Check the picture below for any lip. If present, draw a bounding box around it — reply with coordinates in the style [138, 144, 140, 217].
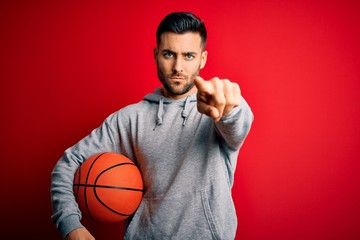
[169, 77, 185, 80]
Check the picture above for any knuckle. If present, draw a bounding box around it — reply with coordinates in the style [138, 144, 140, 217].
[218, 97, 226, 106]
[223, 78, 230, 84]
[210, 77, 220, 84]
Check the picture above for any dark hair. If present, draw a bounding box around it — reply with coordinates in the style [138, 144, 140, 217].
[156, 12, 207, 49]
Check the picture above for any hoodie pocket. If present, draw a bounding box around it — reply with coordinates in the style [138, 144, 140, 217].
[200, 190, 221, 240]
[124, 190, 222, 240]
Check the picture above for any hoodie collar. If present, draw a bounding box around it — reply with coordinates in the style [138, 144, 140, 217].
[144, 88, 197, 129]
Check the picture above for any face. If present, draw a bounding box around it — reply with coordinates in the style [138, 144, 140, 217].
[154, 32, 207, 99]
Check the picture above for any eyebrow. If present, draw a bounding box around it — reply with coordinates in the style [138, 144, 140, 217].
[162, 49, 198, 56]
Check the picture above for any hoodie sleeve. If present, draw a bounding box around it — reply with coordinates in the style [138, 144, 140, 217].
[213, 96, 253, 186]
[215, 95, 254, 151]
[50, 112, 121, 239]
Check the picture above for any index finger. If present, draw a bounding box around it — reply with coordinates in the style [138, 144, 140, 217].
[194, 76, 212, 95]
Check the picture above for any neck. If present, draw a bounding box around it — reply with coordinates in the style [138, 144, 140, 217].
[160, 86, 197, 100]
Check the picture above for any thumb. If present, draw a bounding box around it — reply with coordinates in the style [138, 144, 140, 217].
[197, 101, 221, 121]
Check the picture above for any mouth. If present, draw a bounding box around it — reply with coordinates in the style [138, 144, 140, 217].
[169, 74, 186, 80]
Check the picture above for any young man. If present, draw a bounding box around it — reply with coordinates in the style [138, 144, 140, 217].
[51, 12, 254, 240]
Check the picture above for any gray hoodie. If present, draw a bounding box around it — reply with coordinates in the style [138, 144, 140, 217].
[51, 88, 254, 239]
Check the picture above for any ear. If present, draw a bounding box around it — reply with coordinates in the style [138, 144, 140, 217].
[200, 50, 208, 69]
[153, 46, 159, 62]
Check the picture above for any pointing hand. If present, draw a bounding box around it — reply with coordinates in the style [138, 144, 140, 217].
[194, 76, 241, 122]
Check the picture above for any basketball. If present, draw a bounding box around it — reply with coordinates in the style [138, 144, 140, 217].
[73, 152, 143, 223]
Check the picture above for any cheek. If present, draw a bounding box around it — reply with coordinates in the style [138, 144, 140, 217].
[186, 61, 202, 74]
[158, 59, 172, 72]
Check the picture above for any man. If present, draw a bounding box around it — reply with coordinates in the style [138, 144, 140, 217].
[51, 12, 254, 240]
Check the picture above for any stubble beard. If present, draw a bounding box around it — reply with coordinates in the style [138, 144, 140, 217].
[157, 66, 200, 96]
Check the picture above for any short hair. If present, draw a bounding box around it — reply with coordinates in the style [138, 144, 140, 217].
[156, 12, 207, 49]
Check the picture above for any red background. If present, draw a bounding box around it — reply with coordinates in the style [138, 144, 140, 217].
[1, 0, 359, 239]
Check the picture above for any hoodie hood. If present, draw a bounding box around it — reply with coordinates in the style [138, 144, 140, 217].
[144, 88, 197, 128]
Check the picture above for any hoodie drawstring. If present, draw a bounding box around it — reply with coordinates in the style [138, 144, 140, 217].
[182, 95, 191, 126]
[156, 96, 164, 127]
[154, 95, 193, 130]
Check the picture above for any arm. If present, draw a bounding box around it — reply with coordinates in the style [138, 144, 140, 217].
[64, 228, 95, 240]
[195, 76, 253, 187]
[51, 113, 120, 239]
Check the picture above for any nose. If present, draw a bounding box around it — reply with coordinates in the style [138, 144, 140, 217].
[172, 57, 183, 73]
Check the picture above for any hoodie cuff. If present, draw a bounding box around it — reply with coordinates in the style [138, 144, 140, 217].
[220, 105, 241, 122]
[58, 214, 84, 239]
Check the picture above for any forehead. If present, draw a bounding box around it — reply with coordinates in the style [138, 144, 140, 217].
[158, 32, 202, 52]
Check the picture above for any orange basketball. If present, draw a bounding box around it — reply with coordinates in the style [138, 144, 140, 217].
[73, 152, 143, 223]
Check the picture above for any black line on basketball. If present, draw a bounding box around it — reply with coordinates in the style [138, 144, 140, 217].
[73, 183, 143, 192]
[84, 152, 107, 222]
[92, 162, 142, 217]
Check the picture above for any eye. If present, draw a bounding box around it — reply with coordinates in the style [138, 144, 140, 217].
[163, 52, 174, 58]
[185, 53, 195, 60]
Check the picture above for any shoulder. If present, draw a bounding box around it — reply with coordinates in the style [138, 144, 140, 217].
[105, 99, 154, 121]
[120, 100, 154, 115]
